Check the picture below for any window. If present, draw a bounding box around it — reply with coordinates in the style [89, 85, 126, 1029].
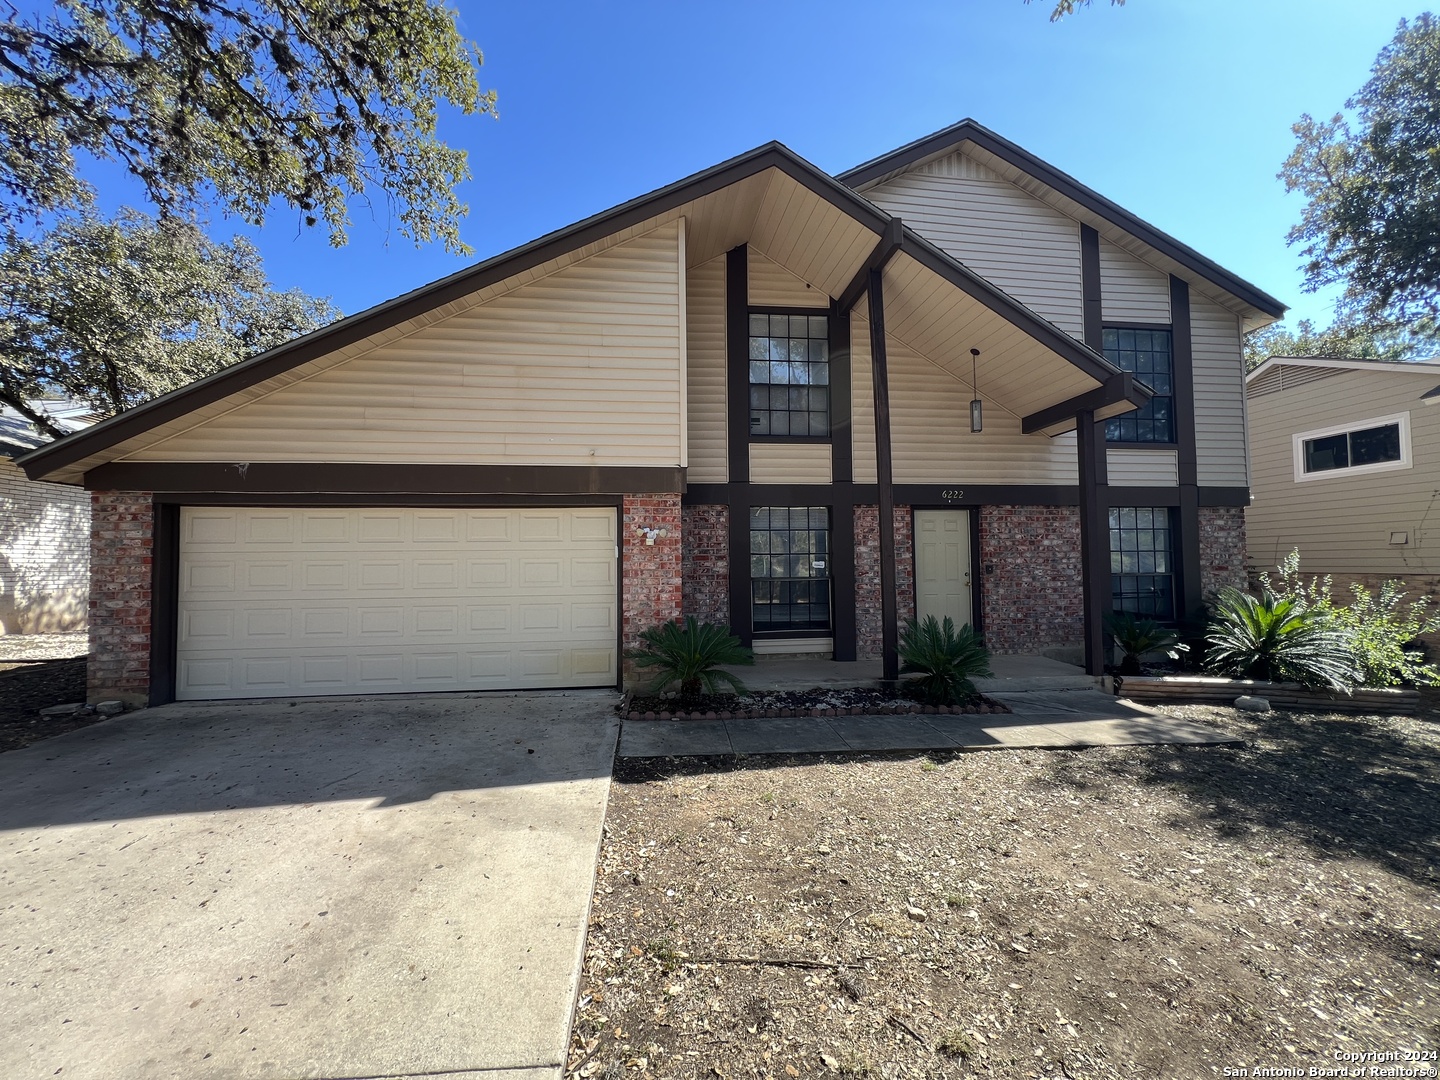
[749, 312, 830, 437]
[1294, 413, 1410, 481]
[1109, 507, 1175, 619]
[750, 507, 831, 632]
[1103, 327, 1174, 443]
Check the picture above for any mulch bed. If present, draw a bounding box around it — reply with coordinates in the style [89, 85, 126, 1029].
[569, 697, 1440, 1078]
[0, 658, 100, 753]
[625, 687, 1009, 722]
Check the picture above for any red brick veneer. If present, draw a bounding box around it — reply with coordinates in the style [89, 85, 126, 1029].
[854, 505, 915, 660]
[681, 504, 728, 627]
[979, 505, 1083, 654]
[622, 494, 683, 684]
[89, 491, 155, 704]
[1199, 505, 1247, 604]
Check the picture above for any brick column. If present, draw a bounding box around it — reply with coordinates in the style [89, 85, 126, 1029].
[681, 504, 729, 627]
[979, 505, 1084, 654]
[1198, 505, 1247, 602]
[854, 505, 915, 660]
[89, 491, 155, 705]
[622, 495, 683, 686]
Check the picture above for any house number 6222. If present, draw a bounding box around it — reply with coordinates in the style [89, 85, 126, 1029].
[941, 489, 964, 502]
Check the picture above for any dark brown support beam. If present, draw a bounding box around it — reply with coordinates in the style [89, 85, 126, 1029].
[867, 267, 899, 682]
[1021, 373, 1147, 435]
[830, 496, 857, 662]
[726, 245, 750, 485]
[149, 502, 180, 707]
[1076, 408, 1110, 676]
[1170, 275, 1203, 621]
[838, 217, 903, 313]
[829, 299, 853, 485]
[727, 490, 752, 646]
[1080, 225, 1104, 352]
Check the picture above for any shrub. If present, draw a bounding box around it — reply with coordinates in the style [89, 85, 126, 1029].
[897, 616, 993, 705]
[1203, 586, 1359, 691]
[1266, 549, 1440, 688]
[625, 617, 754, 700]
[1104, 611, 1187, 675]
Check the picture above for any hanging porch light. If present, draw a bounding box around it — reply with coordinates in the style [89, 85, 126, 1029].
[969, 348, 983, 433]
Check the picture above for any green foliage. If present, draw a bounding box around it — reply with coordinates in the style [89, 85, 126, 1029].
[625, 617, 754, 701]
[897, 616, 993, 706]
[1026, 0, 1126, 21]
[1203, 586, 1360, 691]
[0, 0, 493, 253]
[1242, 316, 1424, 371]
[1266, 549, 1440, 688]
[1281, 15, 1440, 333]
[1103, 611, 1187, 676]
[0, 210, 336, 434]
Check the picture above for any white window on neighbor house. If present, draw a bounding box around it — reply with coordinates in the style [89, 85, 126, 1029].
[1292, 412, 1412, 482]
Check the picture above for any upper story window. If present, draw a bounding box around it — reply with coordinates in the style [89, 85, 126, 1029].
[1103, 327, 1174, 443]
[1293, 413, 1411, 482]
[749, 312, 830, 437]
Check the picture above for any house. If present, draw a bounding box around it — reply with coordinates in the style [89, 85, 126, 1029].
[1246, 356, 1440, 606]
[0, 401, 94, 635]
[16, 120, 1284, 705]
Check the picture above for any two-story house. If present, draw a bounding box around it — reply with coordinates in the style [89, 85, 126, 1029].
[18, 121, 1284, 705]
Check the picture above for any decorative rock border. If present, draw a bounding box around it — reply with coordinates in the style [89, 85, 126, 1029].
[1117, 676, 1420, 715]
[623, 701, 1008, 722]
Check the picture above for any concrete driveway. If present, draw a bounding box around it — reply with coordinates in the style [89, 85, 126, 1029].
[0, 692, 619, 1080]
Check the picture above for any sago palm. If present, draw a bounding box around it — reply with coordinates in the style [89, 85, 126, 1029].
[1203, 587, 1358, 691]
[898, 615, 993, 706]
[626, 617, 754, 701]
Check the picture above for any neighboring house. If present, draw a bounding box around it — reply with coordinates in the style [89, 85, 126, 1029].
[1246, 356, 1440, 606]
[18, 120, 1284, 705]
[0, 401, 95, 634]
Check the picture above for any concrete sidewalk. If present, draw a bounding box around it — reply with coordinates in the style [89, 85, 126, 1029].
[618, 689, 1237, 758]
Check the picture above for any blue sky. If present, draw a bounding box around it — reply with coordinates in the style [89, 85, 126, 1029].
[91, 0, 1428, 331]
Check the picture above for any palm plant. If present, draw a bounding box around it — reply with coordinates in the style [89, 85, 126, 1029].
[625, 617, 754, 701]
[1203, 586, 1359, 691]
[898, 616, 994, 706]
[1104, 611, 1187, 676]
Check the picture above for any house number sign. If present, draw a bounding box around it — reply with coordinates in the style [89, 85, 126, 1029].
[941, 489, 964, 502]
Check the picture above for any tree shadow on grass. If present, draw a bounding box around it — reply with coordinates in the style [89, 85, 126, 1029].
[1036, 703, 1440, 891]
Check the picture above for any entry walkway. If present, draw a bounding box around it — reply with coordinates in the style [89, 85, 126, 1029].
[618, 688, 1237, 758]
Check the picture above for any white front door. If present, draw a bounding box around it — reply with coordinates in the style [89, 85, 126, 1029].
[914, 510, 972, 629]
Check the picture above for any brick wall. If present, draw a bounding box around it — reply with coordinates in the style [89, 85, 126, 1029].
[0, 458, 90, 633]
[979, 505, 1083, 654]
[681, 504, 729, 627]
[1198, 505, 1247, 604]
[622, 494, 683, 685]
[855, 505, 915, 660]
[89, 491, 154, 704]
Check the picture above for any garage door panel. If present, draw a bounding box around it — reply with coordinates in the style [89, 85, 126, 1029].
[176, 508, 618, 699]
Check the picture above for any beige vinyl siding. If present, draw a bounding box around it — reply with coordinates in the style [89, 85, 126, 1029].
[852, 313, 877, 483]
[1099, 242, 1170, 324]
[748, 248, 828, 307]
[1248, 368, 1440, 576]
[864, 153, 1084, 337]
[886, 337, 1076, 485]
[123, 224, 686, 467]
[686, 255, 727, 483]
[748, 442, 832, 484]
[1107, 449, 1178, 486]
[1191, 294, 1249, 486]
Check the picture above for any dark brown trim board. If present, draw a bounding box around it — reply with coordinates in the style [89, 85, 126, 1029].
[868, 268, 899, 682]
[1075, 409, 1109, 676]
[838, 216, 903, 313]
[726, 489, 753, 647]
[84, 462, 684, 495]
[1021, 373, 1147, 435]
[830, 498, 857, 662]
[829, 300, 853, 485]
[1080, 224, 1104, 352]
[152, 492, 626, 508]
[1169, 275, 1204, 619]
[687, 482, 1248, 509]
[726, 245, 751, 484]
[149, 502, 180, 707]
[836, 119, 1286, 320]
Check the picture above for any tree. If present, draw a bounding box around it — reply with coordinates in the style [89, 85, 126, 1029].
[0, 0, 493, 254]
[1026, 0, 1125, 21]
[1242, 317, 1421, 371]
[0, 210, 337, 438]
[1282, 15, 1440, 334]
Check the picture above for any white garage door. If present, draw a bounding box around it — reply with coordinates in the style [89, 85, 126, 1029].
[175, 507, 618, 700]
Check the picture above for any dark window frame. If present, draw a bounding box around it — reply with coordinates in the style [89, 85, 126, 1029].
[749, 505, 833, 635]
[1299, 420, 1405, 476]
[1102, 324, 1177, 447]
[747, 306, 833, 440]
[1108, 505, 1178, 621]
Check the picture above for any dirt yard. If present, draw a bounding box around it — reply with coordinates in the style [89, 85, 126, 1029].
[569, 702, 1440, 1079]
[0, 632, 92, 752]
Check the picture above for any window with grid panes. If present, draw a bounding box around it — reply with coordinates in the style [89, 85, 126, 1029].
[749, 312, 830, 437]
[1103, 327, 1174, 443]
[1109, 506, 1176, 619]
[750, 507, 831, 632]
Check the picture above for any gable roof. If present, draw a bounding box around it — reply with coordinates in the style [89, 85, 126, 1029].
[1246, 356, 1440, 383]
[837, 119, 1287, 325]
[0, 400, 97, 457]
[19, 138, 1134, 483]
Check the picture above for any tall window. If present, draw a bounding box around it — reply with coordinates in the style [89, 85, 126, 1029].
[1109, 507, 1175, 619]
[1103, 327, 1174, 443]
[749, 313, 830, 437]
[750, 507, 831, 632]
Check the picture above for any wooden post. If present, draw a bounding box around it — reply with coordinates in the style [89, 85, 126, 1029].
[868, 268, 899, 682]
[1076, 408, 1109, 676]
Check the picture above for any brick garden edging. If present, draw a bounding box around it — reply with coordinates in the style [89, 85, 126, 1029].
[624, 701, 1010, 722]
